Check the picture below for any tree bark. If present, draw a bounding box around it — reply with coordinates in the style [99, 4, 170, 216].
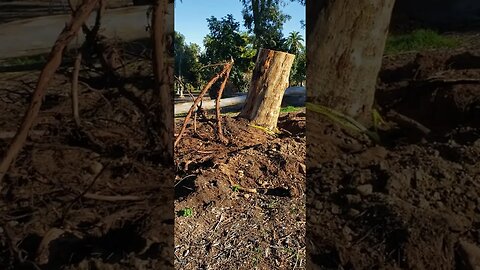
[238, 48, 295, 131]
[307, 0, 395, 125]
[151, 0, 174, 164]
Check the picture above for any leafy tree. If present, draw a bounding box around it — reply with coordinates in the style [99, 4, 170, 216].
[285, 31, 304, 55]
[202, 14, 255, 93]
[239, 0, 305, 50]
[284, 31, 305, 86]
[175, 32, 202, 89]
[290, 47, 305, 86]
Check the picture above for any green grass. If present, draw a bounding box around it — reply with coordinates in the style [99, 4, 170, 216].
[385, 29, 460, 54]
[1, 54, 47, 67]
[174, 105, 304, 119]
[177, 207, 193, 217]
[280, 105, 304, 113]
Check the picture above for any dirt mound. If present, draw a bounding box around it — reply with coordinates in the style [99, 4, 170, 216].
[308, 49, 480, 269]
[174, 112, 306, 269]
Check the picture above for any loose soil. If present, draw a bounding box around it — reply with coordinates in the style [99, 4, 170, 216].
[174, 113, 306, 269]
[308, 48, 480, 269]
[0, 47, 174, 269]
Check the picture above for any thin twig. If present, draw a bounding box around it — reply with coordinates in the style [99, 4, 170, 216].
[200, 61, 232, 70]
[82, 193, 143, 201]
[60, 162, 109, 224]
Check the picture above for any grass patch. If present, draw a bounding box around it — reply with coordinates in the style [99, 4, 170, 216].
[385, 29, 460, 54]
[174, 105, 303, 119]
[177, 207, 193, 217]
[280, 105, 303, 113]
[1, 54, 47, 67]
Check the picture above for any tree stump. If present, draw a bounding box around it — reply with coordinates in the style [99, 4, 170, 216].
[238, 48, 295, 131]
[307, 0, 395, 125]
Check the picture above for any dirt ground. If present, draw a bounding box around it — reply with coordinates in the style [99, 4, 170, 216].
[308, 48, 480, 269]
[174, 114, 306, 269]
[0, 47, 175, 269]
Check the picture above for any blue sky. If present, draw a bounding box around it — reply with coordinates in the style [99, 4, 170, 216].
[175, 0, 305, 49]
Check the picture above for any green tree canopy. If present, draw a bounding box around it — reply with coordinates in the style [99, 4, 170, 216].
[239, 0, 305, 50]
[285, 31, 304, 55]
[175, 31, 202, 89]
[202, 14, 255, 93]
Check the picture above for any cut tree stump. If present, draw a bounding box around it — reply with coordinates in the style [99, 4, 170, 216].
[238, 48, 295, 131]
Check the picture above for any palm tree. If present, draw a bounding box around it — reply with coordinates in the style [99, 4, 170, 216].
[285, 31, 304, 55]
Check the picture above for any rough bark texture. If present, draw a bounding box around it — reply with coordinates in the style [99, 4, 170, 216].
[239, 48, 295, 131]
[0, 0, 99, 182]
[307, 0, 395, 125]
[151, 0, 174, 164]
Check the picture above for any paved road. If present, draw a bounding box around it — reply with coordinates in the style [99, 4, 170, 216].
[0, 2, 173, 59]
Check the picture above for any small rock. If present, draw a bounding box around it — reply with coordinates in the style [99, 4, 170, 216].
[331, 204, 341, 214]
[314, 201, 323, 210]
[356, 184, 373, 196]
[417, 197, 429, 208]
[7, 221, 18, 227]
[348, 208, 361, 217]
[474, 139, 480, 148]
[299, 163, 306, 174]
[342, 226, 354, 242]
[89, 152, 101, 159]
[309, 214, 321, 224]
[346, 194, 362, 204]
[446, 214, 471, 232]
[87, 161, 103, 175]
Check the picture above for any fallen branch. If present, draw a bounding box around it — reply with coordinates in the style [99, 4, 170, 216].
[215, 60, 234, 144]
[174, 61, 232, 147]
[61, 160, 108, 224]
[69, 0, 106, 127]
[386, 109, 431, 135]
[82, 193, 143, 201]
[71, 51, 82, 127]
[0, 0, 100, 183]
[227, 176, 258, 194]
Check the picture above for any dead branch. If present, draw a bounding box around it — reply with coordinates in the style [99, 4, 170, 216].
[69, 0, 106, 128]
[215, 60, 234, 144]
[82, 193, 143, 201]
[386, 109, 431, 135]
[423, 77, 480, 84]
[61, 161, 108, 224]
[0, 0, 100, 183]
[71, 52, 82, 127]
[174, 62, 232, 148]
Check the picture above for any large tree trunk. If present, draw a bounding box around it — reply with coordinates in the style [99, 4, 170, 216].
[307, 0, 395, 125]
[238, 48, 295, 131]
[151, 0, 174, 164]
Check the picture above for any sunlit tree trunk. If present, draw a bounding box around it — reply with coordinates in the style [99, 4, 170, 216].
[239, 48, 295, 131]
[307, 0, 395, 125]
